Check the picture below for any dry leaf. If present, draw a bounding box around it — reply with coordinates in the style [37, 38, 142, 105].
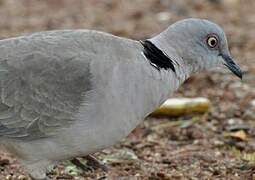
[225, 130, 248, 141]
[102, 149, 138, 164]
[151, 97, 211, 117]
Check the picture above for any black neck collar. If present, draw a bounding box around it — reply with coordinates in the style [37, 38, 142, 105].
[140, 40, 176, 73]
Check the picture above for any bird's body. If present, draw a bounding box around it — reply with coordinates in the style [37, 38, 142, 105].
[0, 30, 180, 178]
[0, 19, 242, 179]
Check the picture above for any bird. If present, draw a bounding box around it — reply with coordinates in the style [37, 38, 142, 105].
[0, 18, 242, 179]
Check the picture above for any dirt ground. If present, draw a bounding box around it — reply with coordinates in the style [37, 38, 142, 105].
[0, 0, 254, 179]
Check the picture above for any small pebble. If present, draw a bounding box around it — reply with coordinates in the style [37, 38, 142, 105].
[250, 99, 255, 107]
[157, 12, 171, 22]
[5, 175, 12, 180]
[18, 175, 27, 180]
[213, 140, 224, 146]
[215, 151, 221, 157]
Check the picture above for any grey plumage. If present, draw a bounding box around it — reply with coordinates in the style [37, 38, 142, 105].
[0, 30, 93, 139]
[0, 19, 242, 179]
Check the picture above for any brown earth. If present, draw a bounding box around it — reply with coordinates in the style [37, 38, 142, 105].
[0, 0, 254, 179]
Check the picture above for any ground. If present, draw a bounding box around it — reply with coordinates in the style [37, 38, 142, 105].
[0, 0, 254, 179]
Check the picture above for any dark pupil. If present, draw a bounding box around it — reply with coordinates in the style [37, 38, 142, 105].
[210, 39, 216, 46]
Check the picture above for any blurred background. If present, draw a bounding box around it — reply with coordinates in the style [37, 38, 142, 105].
[0, 0, 254, 179]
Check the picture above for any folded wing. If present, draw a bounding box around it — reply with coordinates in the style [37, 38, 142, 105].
[0, 34, 92, 140]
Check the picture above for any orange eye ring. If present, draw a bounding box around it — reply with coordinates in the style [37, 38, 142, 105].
[207, 35, 218, 48]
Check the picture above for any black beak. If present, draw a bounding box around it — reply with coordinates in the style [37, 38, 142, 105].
[220, 53, 243, 79]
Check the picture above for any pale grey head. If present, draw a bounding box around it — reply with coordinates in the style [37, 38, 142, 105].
[148, 18, 243, 79]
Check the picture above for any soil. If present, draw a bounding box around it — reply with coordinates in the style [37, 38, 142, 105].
[0, 0, 254, 179]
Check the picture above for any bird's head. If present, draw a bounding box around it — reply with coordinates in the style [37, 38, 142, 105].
[149, 18, 243, 79]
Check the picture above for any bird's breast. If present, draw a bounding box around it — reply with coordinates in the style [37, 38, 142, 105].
[58, 56, 179, 157]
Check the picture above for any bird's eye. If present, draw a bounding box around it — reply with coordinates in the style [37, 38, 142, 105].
[206, 35, 218, 48]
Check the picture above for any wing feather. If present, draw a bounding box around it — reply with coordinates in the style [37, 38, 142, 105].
[0, 32, 93, 140]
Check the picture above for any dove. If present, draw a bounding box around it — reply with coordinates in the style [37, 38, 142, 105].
[0, 18, 242, 179]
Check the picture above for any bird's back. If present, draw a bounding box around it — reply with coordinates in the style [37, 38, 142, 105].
[0, 29, 140, 141]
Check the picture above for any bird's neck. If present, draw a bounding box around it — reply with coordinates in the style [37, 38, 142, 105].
[149, 34, 192, 84]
